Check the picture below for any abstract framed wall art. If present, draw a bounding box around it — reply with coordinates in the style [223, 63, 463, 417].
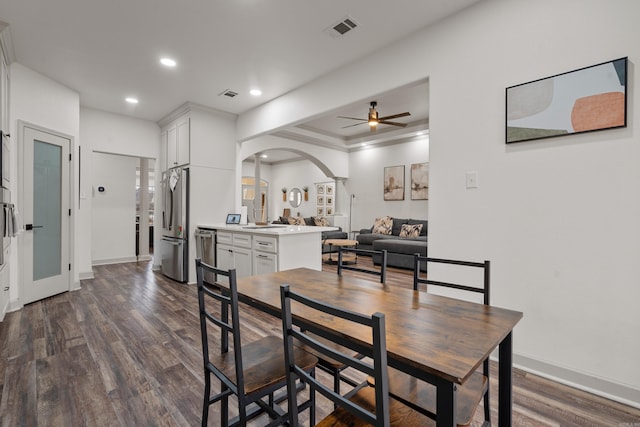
[411, 162, 429, 200]
[384, 165, 405, 201]
[506, 57, 627, 144]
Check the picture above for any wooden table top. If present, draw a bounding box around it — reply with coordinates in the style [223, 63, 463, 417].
[236, 268, 523, 385]
[323, 239, 358, 246]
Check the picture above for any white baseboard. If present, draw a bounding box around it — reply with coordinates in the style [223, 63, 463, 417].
[79, 270, 95, 280]
[92, 256, 138, 266]
[513, 353, 640, 410]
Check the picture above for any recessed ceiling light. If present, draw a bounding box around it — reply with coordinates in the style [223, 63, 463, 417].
[249, 89, 262, 96]
[125, 97, 139, 104]
[361, 143, 367, 147]
[160, 58, 176, 67]
[261, 154, 268, 158]
[417, 131, 424, 136]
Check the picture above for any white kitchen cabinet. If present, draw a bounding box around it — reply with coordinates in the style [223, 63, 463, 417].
[216, 244, 234, 272]
[0, 260, 8, 321]
[253, 252, 277, 275]
[215, 232, 253, 279]
[253, 235, 278, 275]
[206, 226, 329, 277]
[232, 247, 252, 278]
[166, 116, 190, 168]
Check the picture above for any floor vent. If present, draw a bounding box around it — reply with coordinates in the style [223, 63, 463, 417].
[219, 89, 238, 98]
[324, 16, 359, 38]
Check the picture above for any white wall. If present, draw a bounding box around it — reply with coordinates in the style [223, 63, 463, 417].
[269, 159, 331, 220]
[181, 106, 237, 283]
[236, 0, 640, 406]
[348, 137, 429, 231]
[91, 152, 137, 264]
[9, 62, 80, 306]
[79, 107, 160, 277]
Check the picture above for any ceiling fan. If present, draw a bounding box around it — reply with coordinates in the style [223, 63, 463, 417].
[338, 101, 411, 131]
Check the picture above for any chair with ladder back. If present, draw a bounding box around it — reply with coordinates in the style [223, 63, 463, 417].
[385, 255, 492, 427]
[280, 284, 430, 426]
[195, 259, 317, 426]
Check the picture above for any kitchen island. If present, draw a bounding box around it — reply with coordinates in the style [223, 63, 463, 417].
[196, 224, 338, 278]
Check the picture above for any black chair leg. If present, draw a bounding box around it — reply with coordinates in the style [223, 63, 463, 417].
[483, 391, 491, 426]
[310, 369, 317, 426]
[483, 359, 490, 425]
[202, 374, 210, 427]
[221, 385, 229, 427]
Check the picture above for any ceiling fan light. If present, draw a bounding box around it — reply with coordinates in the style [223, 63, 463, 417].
[368, 108, 378, 126]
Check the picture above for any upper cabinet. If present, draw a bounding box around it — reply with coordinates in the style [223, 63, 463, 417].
[159, 103, 236, 172]
[166, 115, 190, 169]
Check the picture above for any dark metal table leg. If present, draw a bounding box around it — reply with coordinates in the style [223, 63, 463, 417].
[436, 378, 456, 426]
[498, 331, 513, 427]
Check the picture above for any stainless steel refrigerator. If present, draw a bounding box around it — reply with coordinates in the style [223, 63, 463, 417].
[160, 166, 189, 282]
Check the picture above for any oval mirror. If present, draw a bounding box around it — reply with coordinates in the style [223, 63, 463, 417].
[289, 188, 302, 208]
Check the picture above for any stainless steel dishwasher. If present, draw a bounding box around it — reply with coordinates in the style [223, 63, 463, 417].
[195, 227, 216, 283]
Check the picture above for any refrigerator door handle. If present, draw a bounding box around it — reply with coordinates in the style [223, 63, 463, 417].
[162, 238, 181, 246]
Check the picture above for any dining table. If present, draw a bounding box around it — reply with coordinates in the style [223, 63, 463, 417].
[235, 267, 523, 427]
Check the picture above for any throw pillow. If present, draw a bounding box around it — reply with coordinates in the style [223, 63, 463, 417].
[372, 216, 393, 235]
[287, 216, 305, 226]
[313, 216, 330, 227]
[399, 223, 423, 238]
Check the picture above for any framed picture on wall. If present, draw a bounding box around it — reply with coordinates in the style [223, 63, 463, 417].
[317, 207, 324, 216]
[506, 57, 627, 143]
[326, 207, 333, 215]
[316, 184, 325, 194]
[326, 184, 334, 195]
[411, 163, 429, 200]
[384, 165, 405, 201]
[317, 196, 324, 205]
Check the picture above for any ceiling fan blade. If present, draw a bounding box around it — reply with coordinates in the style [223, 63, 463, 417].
[378, 120, 408, 127]
[377, 112, 411, 121]
[341, 122, 367, 129]
[337, 116, 367, 121]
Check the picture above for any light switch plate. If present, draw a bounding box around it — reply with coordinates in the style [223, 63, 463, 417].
[466, 171, 479, 189]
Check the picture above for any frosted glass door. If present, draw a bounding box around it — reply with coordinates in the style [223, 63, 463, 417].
[22, 125, 70, 305]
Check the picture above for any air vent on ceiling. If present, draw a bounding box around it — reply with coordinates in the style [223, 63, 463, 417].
[323, 16, 359, 38]
[219, 89, 238, 98]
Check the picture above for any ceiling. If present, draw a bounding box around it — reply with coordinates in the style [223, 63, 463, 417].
[0, 0, 479, 158]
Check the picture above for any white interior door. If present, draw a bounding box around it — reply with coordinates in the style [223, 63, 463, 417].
[21, 125, 71, 305]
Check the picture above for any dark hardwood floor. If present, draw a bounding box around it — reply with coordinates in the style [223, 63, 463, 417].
[1, 259, 639, 426]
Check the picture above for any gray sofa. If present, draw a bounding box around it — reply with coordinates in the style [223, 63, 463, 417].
[357, 217, 427, 270]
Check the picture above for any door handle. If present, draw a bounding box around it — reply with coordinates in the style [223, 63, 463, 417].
[25, 224, 43, 231]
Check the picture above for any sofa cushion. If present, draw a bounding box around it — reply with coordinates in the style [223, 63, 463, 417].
[303, 217, 315, 226]
[288, 216, 306, 225]
[408, 219, 428, 236]
[372, 216, 393, 235]
[313, 216, 330, 226]
[399, 223, 423, 238]
[392, 218, 409, 236]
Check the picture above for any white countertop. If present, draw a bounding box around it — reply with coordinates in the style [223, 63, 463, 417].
[197, 223, 338, 236]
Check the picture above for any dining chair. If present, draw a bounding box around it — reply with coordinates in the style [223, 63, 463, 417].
[337, 247, 388, 284]
[195, 259, 317, 427]
[383, 254, 491, 427]
[314, 246, 388, 395]
[279, 284, 430, 426]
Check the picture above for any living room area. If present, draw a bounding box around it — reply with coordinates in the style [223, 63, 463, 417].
[241, 133, 429, 241]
